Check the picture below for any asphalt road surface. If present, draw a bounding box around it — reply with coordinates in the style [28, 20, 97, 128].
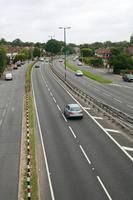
[0, 64, 26, 199]
[53, 58, 133, 118]
[32, 62, 133, 200]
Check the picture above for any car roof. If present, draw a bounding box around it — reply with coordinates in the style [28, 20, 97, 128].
[67, 103, 80, 107]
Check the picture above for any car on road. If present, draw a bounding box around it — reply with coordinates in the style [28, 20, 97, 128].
[13, 65, 18, 69]
[35, 64, 40, 68]
[122, 74, 133, 82]
[64, 103, 83, 119]
[77, 62, 82, 66]
[5, 72, 13, 80]
[75, 70, 83, 76]
[59, 59, 63, 62]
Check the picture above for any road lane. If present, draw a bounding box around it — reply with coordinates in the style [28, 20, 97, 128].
[32, 63, 133, 200]
[0, 65, 26, 199]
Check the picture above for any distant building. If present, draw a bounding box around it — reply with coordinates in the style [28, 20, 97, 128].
[95, 48, 111, 59]
[125, 46, 133, 56]
[130, 34, 133, 45]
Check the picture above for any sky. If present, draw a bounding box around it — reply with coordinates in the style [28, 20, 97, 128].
[0, 0, 133, 44]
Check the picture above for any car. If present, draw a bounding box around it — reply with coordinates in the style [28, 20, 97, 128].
[13, 65, 18, 69]
[35, 64, 40, 68]
[64, 103, 83, 119]
[5, 72, 13, 80]
[40, 57, 44, 62]
[77, 62, 82, 66]
[75, 70, 83, 76]
[59, 59, 63, 62]
[122, 74, 133, 82]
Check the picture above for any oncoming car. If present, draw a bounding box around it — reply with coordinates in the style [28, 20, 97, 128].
[64, 104, 83, 119]
[5, 73, 13, 80]
[75, 70, 83, 76]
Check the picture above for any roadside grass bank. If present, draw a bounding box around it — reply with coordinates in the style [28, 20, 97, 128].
[66, 60, 112, 84]
[23, 62, 38, 199]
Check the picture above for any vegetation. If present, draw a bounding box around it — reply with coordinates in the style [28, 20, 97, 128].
[0, 46, 7, 76]
[66, 61, 112, 83]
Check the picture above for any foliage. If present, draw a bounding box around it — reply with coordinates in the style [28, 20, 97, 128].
[80, 56, 103, 67]
[12, 38, 23, 46]
[20, 48, 31, 59]
[80, 48, 94, 57]
[13, 53, 26, 63]
[0, 46, 7, 75]
[45, 39, 62, 55]
[33, 47, 41, 58]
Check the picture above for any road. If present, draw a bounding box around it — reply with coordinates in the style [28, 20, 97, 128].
[0, 65, 26, 199]
[32, 62, 133, 200]
[53, 58, 133, 118]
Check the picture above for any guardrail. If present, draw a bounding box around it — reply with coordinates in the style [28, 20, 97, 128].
[50, 64, 133, 134]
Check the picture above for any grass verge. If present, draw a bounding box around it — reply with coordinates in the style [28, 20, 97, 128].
[66, 60, 112, 84]
[23, 62, 38, 199]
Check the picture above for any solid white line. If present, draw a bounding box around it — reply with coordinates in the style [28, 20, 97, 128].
[57, 104, 61, 111]
[97, 176, 112, 200]
[93, 116, 103, 120]
[31, 72, 55, 200]
[105, 129, 120, 133]
[122, 146, 133, 152]
[79, 145, 91, 164]
[68, 126, 76, 138]
[127, 104, 133, 109]
[113, 98, 122, 103]
[53, 97, 56, 103]
[61, 113, 67, 122]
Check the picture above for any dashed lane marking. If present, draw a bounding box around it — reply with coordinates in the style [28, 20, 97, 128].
[113, 98, 122, 103]
[53, 97, 56, 103]
[127, 105, 133, 109]
[0, 119, 3, 126]
[68, 126, 76, 138]
[79, 145, 91, 165]
[105, 129, 120, 133]
[61, 113, 67, 122]
[83, 107, 91, 110]
[122, 146, 133, 152]
[97, 176, 112, 200]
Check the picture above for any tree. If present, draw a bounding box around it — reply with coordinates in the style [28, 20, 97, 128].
[20, 48, 31, 60]
[12, 38, 23, 46]
[33, 47, 41, 58]
[45, 39, 62, 55]
[0, 46, 7, 76]
[80, 48, 94, 57]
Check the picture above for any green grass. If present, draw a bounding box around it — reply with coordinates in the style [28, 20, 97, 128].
[23, 62, 38, 200]
[66, 60, 112, 84]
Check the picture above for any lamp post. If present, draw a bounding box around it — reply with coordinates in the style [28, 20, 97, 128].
[48, 35, 55, 40]
[59, 27, 71, 80]
[48, 35, 55, 65]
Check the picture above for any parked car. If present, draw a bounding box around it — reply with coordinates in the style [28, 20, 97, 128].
[122, 74, 133, 82]
[64, 104, 83, 119]
[5, 73, 13, 80]
[75, 70, 83, 76]
[13, 65, 18, 69]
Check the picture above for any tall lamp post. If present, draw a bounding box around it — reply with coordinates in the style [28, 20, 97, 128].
[59, 27, 71, 80]
[48, 35, 55, 65]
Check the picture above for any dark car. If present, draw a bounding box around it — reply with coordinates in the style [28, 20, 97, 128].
[64, 104, 83, 119]
[122, 74, 133, 82]
[35, 64, 40, 68]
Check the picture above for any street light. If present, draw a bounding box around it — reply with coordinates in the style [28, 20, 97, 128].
[59, 27, 71, 80]
[48, 35, 55, 39]
[48, 35, 55, 65]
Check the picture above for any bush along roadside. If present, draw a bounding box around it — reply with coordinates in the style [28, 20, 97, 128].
[20, 62, 38, 200]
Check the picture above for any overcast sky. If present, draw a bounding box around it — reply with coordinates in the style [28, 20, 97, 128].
[0, 0, 133, 44]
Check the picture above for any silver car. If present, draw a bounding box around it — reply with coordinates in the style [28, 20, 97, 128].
[64, 104, 83, 119]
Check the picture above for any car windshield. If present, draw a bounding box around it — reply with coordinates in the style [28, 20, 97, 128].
[70, 106, 81, 111]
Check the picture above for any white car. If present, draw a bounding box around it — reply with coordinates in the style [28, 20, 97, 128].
[77, 62, 82, 66]
[5, 73, 13, 80]
[75, 70, 83, 76]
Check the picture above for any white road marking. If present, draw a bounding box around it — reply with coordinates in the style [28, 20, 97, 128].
[113, 98, 122, 103]
[68, 126, 76, 138]
[122, 146, 133, 152]
[103, 93, 110, 97]
[61, 113, 67, 122]
[109, 84, 131, 88]
[79, 145, 91, 164]
[31, 72, 55, 200]
[50, 92, 53, 97]
[93, 116, 103, 120]
[53, 97, 56, 103]
[97, 176, 112, 200]
[57, 104, 61, 111]
[2, 109, 6, 117]
[0, 119, 3, 126]
[105, 129, 120, 133]
[48, 88, 50, 92]
[83, 107, 91, 110]
[127, 105, 133, 109]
